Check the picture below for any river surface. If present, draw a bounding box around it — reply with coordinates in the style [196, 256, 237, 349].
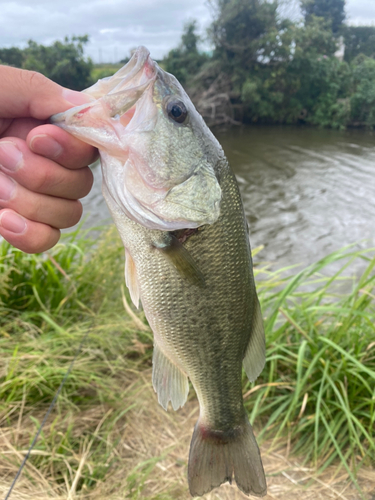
[81, 125, 375, 269]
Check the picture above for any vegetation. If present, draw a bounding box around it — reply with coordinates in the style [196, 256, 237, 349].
[162, 20, 208, 86]
[250, 246, 375, 486]
[0, 0, 373, 128]
[91, 62, 123, 82]
[163, 0, 375, 129]
[0, 36, 93, 90]
[343, 26, 375, 61]
[301, 0, 346, 33]
[0, 228, 374, 497]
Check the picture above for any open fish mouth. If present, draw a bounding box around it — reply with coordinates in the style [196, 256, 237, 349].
[50, 47, 158, 149]
[50, 46, 222, 232]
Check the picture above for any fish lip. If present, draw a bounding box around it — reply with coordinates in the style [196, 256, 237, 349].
[49, 112, 64, 124]
[50, 101, 97, 125]
[50, 51, 157, 129]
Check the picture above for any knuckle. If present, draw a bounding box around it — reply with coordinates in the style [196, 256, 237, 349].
[25, 230, 60, 254]
[58, 200, 83, 229]
[26, 196, 44, 222]
[69, 201, 83, 226]
[6, 224, 60, 254]
[78, 168, 94, 197]
[32, 169, 55, 193]
[19, 70, 55, 118]
[22, 70, 49, 90]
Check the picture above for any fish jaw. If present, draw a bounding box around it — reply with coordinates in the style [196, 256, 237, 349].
[50, 46, 223, 231]
[83, 46, 154, 99]
[101, 151, 221, 231]
[50, 46, 157, 154]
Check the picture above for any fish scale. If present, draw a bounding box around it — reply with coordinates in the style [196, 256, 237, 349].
[108, 159, 261, 461]
[51, 46, 267, 497]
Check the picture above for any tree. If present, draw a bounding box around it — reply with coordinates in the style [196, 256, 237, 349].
[240, 16, 349, 127]
[23, 36, 93, 90]
[163, 21, 208, 85]
[0, 47, 24, 67]
[208, 0, 281, 71]
[301, 0, 346, 34]
[0, 36, 93, 90]
[343, 26, 375, 62]
[350, 55, 375, 126]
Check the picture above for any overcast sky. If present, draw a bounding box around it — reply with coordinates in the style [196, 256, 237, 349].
[1, 0, 374, 63]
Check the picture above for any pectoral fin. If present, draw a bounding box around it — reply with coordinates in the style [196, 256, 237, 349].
[153, 234, 205, 287]
[125, 249, 140, 309]
[243, 295, 266, 382]
[152, 342, 189, 411]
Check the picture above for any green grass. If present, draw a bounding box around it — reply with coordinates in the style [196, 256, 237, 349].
[91, 64, 124, 82]
[0, 228, 374, 497]
[247, 247, 375, 491]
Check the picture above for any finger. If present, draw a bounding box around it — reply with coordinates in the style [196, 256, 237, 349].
[27, 124, 98, 170]
[0, 139, 93, 199]
[1, 117, 43, 140]
[0, 172, 83, 229]
[0, 209, 60, 253]
[0, 65, 93, 120]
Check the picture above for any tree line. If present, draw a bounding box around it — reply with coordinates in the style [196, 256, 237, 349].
[0, 36, 93, 90]
[163, 0, 375, 129]
[0, 1, 374, 129]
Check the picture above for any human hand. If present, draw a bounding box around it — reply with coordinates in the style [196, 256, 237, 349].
[0, 66, 98, 253]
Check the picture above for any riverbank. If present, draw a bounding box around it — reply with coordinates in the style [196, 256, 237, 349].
[0, 228, 374, 498]
[81, 125, 375, 273]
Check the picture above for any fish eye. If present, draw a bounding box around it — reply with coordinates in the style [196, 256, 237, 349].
[166, 100, 188, 124]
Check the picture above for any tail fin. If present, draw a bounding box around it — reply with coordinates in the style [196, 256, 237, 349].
[188, 417, 266, 497]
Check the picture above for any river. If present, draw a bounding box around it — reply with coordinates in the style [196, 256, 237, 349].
[81, 125, 375, 270]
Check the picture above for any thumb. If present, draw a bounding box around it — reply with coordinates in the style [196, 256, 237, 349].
[0, 65, 93, 120]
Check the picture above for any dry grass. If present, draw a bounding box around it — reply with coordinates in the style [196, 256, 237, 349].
[1, 368, 374, 500]
[1, 231, 374, 499]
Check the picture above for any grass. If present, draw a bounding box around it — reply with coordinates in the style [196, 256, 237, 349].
[247, 247, 375, 495]
[0, 228, 374, 498]
[91, 64, 124, 82]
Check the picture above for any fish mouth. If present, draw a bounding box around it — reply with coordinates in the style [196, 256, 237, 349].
[50, 47, 222, 232]
[50, 47, 158, 140]
[85, 46, 156, 99]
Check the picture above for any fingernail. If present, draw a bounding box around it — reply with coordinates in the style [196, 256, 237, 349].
[0, 211, 26, 234]
[62, 89, 94, 105]
[0, 142, 23, 172]
[29, 135, 63, 159]
[0, 173, 16, 201]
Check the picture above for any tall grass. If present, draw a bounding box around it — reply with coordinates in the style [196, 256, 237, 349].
[0, 228, 374, 497]
[247, 247, 375, 489]
[0, 227, 154, 497]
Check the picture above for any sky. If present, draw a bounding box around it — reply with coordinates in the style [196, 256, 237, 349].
[0, 0, 374, 63]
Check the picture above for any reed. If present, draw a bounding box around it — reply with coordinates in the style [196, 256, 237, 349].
[247, 246, 375, 488]
[0, 228, 373, 498]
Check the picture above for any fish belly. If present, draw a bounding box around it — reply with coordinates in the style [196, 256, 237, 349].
[104, 161, 267, 496]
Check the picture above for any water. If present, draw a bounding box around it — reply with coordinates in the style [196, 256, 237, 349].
[81, 125, 375, 268]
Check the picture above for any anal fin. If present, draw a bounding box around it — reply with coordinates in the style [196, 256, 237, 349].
[125, 249, 140, 309]
[243, 295, 266, 382]
[152, 342, 189, 411]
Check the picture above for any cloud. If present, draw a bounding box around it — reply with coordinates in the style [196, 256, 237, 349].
[0, 0, 374, 63]
[0, 0, 212, 61]
[346, 0, 375, 25]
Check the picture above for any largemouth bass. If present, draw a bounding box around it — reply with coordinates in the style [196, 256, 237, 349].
[51, 47, 267, 497]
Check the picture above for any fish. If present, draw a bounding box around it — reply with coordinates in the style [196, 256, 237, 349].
[51, 46, 267, 497]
